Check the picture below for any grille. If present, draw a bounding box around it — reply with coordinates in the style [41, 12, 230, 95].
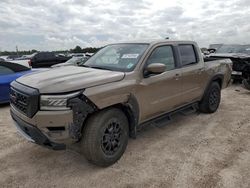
[10, 88, 29, 115]
[10, 81, 39, 118]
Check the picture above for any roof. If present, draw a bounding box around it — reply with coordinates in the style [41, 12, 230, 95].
[109, 39, 196, 45]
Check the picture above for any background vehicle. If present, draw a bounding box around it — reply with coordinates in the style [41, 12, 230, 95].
[10, 40, 232, 166]
[6, 55, 22, 60]
[29, 52, 71, 68]
[242, 62, 250, 90]
[209, 44, 250, 82]
[51, 56, 89, 68]
[6, 53, 38, 68]
[208, 44, 223, 51]
[70, 53, 86, 57]
[0, 62, 36, 104]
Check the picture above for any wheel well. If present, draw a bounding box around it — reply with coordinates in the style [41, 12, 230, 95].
[108, 103, 137, 139]
[212, 77, 222, 88]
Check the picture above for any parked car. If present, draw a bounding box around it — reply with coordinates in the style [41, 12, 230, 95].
[6, 55, 22, 60]
[29, 52, 71, 68]
[51, 56, 89, 68]
[0, 62, 36, 104]
[71, 53, 86, 57]
[10, 40, 232, 166]
[209, 44, 250, 82]
[242, 62, 250, 90]
[8, 53, 38, 68]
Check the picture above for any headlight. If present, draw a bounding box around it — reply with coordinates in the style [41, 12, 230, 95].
[40, 91, 81, 111]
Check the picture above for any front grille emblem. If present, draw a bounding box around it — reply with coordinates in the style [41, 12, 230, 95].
[10, 91, 17, 103]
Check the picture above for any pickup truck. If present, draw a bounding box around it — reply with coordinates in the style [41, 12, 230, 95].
[29, 52, 71, 68]
[10, 40, 232, 166]
[209, 44, 250, 83]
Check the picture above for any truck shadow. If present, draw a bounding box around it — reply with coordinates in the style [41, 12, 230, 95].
[0, 103, 9, 108]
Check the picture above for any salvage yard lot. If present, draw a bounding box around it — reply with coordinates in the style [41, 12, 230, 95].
[0, 85, 249, 188]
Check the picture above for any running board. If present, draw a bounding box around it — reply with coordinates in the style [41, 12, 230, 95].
[139, 102, 198, 129]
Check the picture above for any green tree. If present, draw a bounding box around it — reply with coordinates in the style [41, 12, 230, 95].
[71, 45, 82, 53]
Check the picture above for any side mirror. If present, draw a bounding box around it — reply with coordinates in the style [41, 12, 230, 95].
[145, 63, 166, 75]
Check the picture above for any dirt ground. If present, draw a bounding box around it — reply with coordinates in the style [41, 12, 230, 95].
[0, 84, 249, 188]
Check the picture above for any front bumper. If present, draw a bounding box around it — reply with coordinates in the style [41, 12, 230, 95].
[11, 111, 66, 150]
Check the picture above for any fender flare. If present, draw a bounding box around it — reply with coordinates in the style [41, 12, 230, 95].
[201, 74, 224, 100]
[122, 94, 139, 139]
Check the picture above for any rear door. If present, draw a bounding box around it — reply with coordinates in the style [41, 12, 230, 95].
[178, 44, 205, 103]
[137, 45, 183, 122]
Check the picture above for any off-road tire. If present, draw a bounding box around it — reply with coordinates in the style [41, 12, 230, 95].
[242, 79, 250, 90]
[81, 108, 129, 167]
[199, 82, 221, 113]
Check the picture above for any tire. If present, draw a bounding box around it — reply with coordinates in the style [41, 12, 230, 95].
[199, 82, 221, 113]
[242, 79, 250, 90]
[81, 108, 129, 167]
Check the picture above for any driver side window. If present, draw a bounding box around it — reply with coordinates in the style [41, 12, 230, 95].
[146, 46, 176, 71]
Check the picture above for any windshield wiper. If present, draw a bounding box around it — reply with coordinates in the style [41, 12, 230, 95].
[79, 64, 91, 68]
[79, 64, 112, 71]
[88, 66, 112, 71]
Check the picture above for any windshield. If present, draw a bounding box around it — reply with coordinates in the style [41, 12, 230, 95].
[216, 44, 250, 54]
[81, 44, 149, 72]
[66, 57, 87, 64]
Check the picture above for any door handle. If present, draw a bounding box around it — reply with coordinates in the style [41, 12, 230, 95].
[174, 73, 180, 80]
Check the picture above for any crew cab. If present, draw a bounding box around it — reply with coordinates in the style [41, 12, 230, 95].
[10, 40, 232, 166]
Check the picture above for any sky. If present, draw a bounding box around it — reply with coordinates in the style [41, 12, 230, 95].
[0, 0, 250, 51]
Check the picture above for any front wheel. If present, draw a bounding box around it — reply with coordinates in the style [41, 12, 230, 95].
[199, 82, 221, 113]
[81, 108, 129, 167]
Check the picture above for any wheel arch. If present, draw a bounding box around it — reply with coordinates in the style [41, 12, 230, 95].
[104, 94, 139, 139]
[201, 74, 224, 100]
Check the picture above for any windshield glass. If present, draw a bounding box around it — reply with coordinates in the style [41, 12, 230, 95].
[81, 44, 149, 72]
[216, 44, 250, 54]
[66, 57, 88, 64]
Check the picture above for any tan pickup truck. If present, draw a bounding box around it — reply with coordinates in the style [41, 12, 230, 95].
[10, 40, 232, 166]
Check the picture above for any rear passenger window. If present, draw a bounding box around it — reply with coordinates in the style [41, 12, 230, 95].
[146, 46, 175, 71]
[179, 45, 197, 66]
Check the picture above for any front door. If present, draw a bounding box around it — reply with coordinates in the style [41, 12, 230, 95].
[136, 45, 182, 122]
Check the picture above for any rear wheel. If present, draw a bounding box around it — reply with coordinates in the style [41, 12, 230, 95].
[81, 108, 129, 167]
[199, 82, 221, 113]
[242, 79, 250, 90]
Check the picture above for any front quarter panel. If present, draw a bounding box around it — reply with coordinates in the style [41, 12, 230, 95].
[84, 77, 136, 109]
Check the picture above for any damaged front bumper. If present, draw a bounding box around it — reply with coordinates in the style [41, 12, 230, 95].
[11, 111, 66, 150]
[10, 93, 97, 150]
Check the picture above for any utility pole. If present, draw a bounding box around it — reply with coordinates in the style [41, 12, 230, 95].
[16, 45, 19, 55]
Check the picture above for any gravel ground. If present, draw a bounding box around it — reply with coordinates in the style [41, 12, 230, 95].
[0, 85, 249, 188]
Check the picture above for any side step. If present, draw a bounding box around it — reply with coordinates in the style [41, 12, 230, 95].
[180, 103, 198, 116]
[139, 102, 198, 129]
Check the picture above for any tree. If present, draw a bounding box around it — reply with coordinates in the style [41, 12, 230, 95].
[71, 45, 82, 53]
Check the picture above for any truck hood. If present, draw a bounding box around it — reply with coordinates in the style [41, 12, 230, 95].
[16, 66, 125, 93]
